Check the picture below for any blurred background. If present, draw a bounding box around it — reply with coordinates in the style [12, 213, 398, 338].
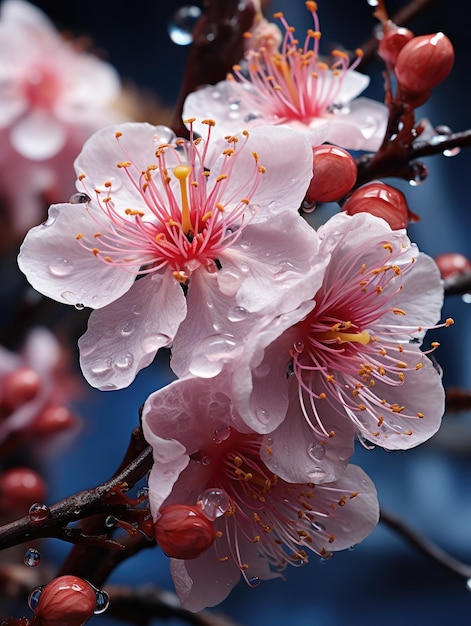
[1, 0, 470, 624]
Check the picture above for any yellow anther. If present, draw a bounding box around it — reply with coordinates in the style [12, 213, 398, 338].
[183, 117, 196, 124]
[78, 173, 86, 181]
[393, 308, 407, 315]
[216, 174, 228, 183]
[446, 318, 454, 326]
[215, 531, 223, 538]
[76, 233, 83, 240]
[92, 248, 100, 256]
[417, 412, 424, 418]
[317, 329, 371, 345]
[202, 211, 213, 222]
[202, 118, 216, 126]
[117, 161, 132, 168]
[415, 363, 423, 370]
[319, 392, 327, 400]
[94, 233, 101, 238]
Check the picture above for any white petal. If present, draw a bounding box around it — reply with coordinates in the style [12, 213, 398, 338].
[10, 110, 66, 159]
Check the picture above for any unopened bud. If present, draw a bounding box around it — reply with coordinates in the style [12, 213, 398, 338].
[342, 182, 418, 230]
[154, 504, 216, 559]
[31, 575, 96, 626]
[435, 253, 471, 280]
[395, 32, 454, 94]
[378, 22, 414, 67]
[0, 467, 47, 514]
[2, 368, 41, 411]
[31, 405, 76, 435]
[305, 145, 357, 204]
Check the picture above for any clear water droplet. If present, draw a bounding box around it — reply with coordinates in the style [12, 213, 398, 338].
[69, 192, 91, 204]
[153, 125, 176, 144]
[93, 587, 110, 615]
[338, 447, 352, 462]
[248, 576, 261, 587]
[443, 146, 461, 157]
[461, 293, 471, 304]
[113, 353, 134, 370]
[255, 407, 270, 424]
[217, 268, 242, 296]
[319, 552, 333, 564]
[466, 578, 471, 591]
[301, 198, 317, 213]
[28, 585, 45, 610]
[197, 488, 231, 520]
[49, 257, 74, 277]
[75, 302, 85, 310]
[213, 424, 231, 443]
[24, 547, 41, 567]
[244, 112, 262, 123]
[28, 503, 51, 524]
[168, 5, 202, 45]
[90, 359, 112, 376]
[189, 334, 240, 378]
[105, 515, 118, 528]
[308, 466, 326, 481]
[227, 305, 249, 322]
[120, 320, 134, 336]
[308, 442, 326, 461]
[311, 521, 325, 532]
[136, 486, 149, 500]
[141, 333, 172, 353]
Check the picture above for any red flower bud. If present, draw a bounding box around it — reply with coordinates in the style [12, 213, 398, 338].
[305, 145, 357, 204]
[154, 504, 216, 559]
[0, 467, 47, 514]
[395, 32, 454, 93]
[378, 22, 414, 67]
[2, 368, 41, 411]
[342, 182, 418, 230]
[31, 405, 76, 435]
[31, 576, 96, 626]
[435, 253, 471, 280]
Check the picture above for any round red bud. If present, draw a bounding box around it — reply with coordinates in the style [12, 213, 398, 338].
[378, 22, 414, 67]
[32, 575, 96, 626]
[435, 253, 471, 280]
[31, 405, 76, 435]
[155, 504, 216, 559]
[305, 145, 357, 204]
[395, 32, 454, 93]
[0, 467, 47, 514]
[2, 368, 41, 411]
[342, 182, 418, 230]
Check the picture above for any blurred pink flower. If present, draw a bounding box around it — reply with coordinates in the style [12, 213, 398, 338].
[18, 120, 323, 390]
[183, 3, 387, 151]
[0, 0, 125, 235]
[189, 213, 447, 478]
[142, 373, 380, 612]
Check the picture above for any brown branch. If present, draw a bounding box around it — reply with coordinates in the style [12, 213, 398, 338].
[380, 508, 471, 579]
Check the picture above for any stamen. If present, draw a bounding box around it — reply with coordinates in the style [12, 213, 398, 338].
[173, 164, 193, 234]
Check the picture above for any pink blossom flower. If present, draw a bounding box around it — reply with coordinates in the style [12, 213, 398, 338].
[18, 120, 324, 390]
[182, 212, 447, 480]
[0, 327, 79, 445]
[0, 0, 126, 235]
[0, 0, 122, 160]
[183, 2, 387, 151]
[142, 373, 380, 612]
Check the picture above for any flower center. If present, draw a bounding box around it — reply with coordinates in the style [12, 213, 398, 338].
[23, 66, 61, 109]
[74, 120, 263, 283]
[230, 1, 364, 123]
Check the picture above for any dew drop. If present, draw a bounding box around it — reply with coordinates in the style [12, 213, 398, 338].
[255, 407, 270, 424]
[197, 488, 231, 520]
[248, 576, 261, 587]
[113, 353, 134, 370]
[90, 583, 110, 615]
[75, 302, 85, 310]
[90, 359, 112, 376]
[217, 268, 242, 296]
[120, 320, 134, 336]
[466, 578, 471, 591]
[136, 486, 149, 500]
[338, 447, 352, 462]
[28, 503, 51, 524]
[461, 293, 471, 304]
[168, 5, 202, 45]
[228, 96, 241, 111]
[49, 257, 74, 277]
[443, 146, 461, 157]
[244, 112, 262, 123]
[319, 552, 333, 564]
[311, 521, 325, 532]
[28, 585, 45, 610]
[308, 442, 326, 461]
[189, 334, 240, 378]
[69, 192, 91, 204]
[213, 424, 231, 443]
[105, 515, 118, 528]
[227, 305, 249, 322]
[308, 466, 326, 481]
[141, 333, 172, 353]
[24, 547, 41, 567]
[153, 125, 176, 144]
[301, 198, 317, 213]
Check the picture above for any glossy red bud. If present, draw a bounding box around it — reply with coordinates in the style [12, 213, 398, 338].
[435, 253, 471, 279]
[343, 182, 418, 230]
[32, 576, 96, 626]
[155, 504, 216, 559]
[305, 145, 357, 204]
[378, 22, 414, 67]
[31, 405, 76, 435]
[2, 368, 41, 410]
[0, 467, 47, 514]
[395, 32, 454, 93]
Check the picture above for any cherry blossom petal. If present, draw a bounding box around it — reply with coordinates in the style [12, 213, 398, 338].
[18, 202, 138, 308]
[10, 109, 66, 159]
[78, 272, 186, 390]
[323, 97, 388, 151]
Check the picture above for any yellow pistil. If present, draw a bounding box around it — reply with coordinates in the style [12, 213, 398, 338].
[173, 164, 193, 234]
[316, 329, 371, 345]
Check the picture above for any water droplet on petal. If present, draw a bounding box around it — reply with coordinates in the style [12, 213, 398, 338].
[213, 424, 231, 443]
[120, 321, 134, 336]
[75, 303, 85, 310]
[461, 293, 471, 304]
[49, 257, 74, 277]
[255, 407, 270, 424]
[466, 578, 471, 591]
[113, 353, 134, 370]
[28, 503, 51, 524]
[244, 112, 262, 123]
[141, 333, 172, 353]
[105, 515, 118, 528]
[69, 192, 91, 204]
[153, 125, 176, 144]
[308, 442, 326, 461]
[168, 5, 202, 45]
[90, 359, 112, 376]
[24, 547, 41, 567]
[217, 268, 242, 296]
[311, 521, 325, 532]
[227, 306, 249, 322]
[189, 334, 240, 378]
[248, 576, 261, 587]
[338, 447, 352, 462]
[197, 488, 231, 520]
